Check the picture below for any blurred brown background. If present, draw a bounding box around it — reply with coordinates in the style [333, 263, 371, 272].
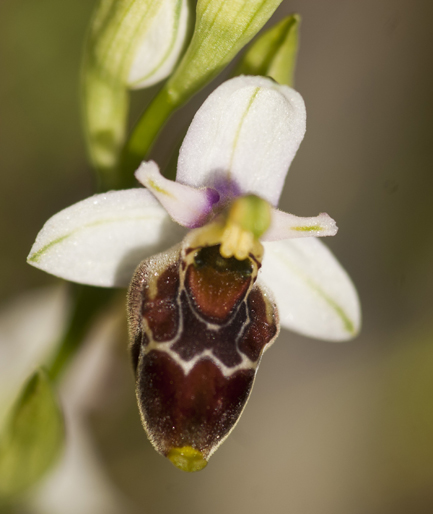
[1, 0, 433, 513]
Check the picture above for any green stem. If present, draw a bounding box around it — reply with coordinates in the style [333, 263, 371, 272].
[119, 87, 179, 188]
[48, 285, 115, 382]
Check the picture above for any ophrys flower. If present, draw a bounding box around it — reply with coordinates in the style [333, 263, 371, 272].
[28, 76, 360, 471]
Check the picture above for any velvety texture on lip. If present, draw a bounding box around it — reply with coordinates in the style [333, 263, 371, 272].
[128, 243, 278, 459]
[185, 245, 253, 322]
[137, 351, 255, 458]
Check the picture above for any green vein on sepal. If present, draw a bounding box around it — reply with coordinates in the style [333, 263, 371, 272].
[300, 272, 356, 335]
[229, 87, 260, 174]
[28, 215, 161, 263]
[276, 250, 357, 336]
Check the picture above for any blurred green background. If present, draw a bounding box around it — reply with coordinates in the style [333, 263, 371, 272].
[1, 0, 433, 513]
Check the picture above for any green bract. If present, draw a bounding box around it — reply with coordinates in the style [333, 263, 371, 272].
[0, 369, 64, 499]
[234, 14, 300, 87]
[167, 0, 285, 103]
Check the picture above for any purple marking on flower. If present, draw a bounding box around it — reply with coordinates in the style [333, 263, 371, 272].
[205, 187, 221, 207]
[210, 173, 242, 203]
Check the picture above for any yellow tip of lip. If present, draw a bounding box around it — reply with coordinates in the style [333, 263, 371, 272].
[167, 446, 208, 472]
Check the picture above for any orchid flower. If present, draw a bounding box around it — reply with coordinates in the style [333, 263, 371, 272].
[28, 75, 360, 472]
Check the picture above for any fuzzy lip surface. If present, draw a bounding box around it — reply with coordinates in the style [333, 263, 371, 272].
[127, 236, 278, 464]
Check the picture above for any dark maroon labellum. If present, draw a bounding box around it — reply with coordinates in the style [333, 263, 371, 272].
[128, 241, 278, 471]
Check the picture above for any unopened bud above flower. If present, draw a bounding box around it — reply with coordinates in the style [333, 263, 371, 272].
[88, 0, 189, 90]
[83, 0, 190, 175]
[127, 0, 189, 89]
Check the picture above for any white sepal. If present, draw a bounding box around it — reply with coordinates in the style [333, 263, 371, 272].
[262, 209, 338, 241]
[135, 161, 219, 228]
[261, 238, 360, 341]
[27, 189, 186, 288]
[177, 75, 306, 206]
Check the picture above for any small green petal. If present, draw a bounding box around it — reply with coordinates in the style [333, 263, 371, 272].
[234, 14, 301, 87]
[0, 370, 64, 500]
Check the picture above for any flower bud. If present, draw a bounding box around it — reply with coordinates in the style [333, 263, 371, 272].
[83, 0, 189, 175]
[87, 0, 189, 90]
